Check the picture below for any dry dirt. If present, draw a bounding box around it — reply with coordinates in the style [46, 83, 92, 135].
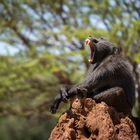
[49, 97, 139, 140]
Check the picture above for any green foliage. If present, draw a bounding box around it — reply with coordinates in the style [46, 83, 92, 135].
[0, 52, 83, 139]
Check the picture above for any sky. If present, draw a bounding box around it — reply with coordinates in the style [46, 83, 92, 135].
[0, 42, 19, 55]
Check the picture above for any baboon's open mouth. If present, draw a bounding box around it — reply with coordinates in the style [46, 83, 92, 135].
[85, 38, 96, 63]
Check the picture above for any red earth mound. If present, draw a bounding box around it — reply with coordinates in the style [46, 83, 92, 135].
[49, 98, 139, 140]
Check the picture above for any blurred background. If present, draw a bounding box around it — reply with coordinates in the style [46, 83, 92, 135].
[0, 0, 140, 139]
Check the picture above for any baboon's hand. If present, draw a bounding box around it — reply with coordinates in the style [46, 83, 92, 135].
[50, 94, 61, 114]
[50, 87, 69, 113]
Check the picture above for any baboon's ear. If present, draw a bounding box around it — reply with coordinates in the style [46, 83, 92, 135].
[112, 47, 122, 54]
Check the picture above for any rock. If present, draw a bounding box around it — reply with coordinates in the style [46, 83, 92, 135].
[49, 97, 139, 140]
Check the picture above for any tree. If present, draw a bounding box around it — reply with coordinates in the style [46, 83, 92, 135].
[0, 0, 140, 139]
